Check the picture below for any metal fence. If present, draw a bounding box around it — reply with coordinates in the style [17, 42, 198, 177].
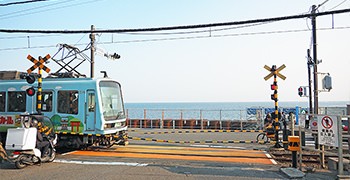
[125, 108, 260, 130]
[125, 106, 349, 130]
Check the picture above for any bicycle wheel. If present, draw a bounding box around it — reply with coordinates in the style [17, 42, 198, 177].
[257, 133, 268, 144]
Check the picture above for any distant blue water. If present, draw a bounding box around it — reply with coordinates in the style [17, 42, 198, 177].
[124, 101, 349, 120]
[125, 101, 349, 109]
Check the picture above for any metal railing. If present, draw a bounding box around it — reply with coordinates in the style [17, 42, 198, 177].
[125, 108, 261, 130]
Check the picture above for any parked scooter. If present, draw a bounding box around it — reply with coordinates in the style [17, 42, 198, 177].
[2, 114, 57, 169]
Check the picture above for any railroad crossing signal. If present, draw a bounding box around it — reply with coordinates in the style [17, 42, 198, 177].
[26, 54, 51, 114]
[27, 54, 51, 74]
[263, 64, 286, 81]
[263, 64, 286, 148]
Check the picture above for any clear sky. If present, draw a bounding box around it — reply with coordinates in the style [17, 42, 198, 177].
[0, 0, 349, 103]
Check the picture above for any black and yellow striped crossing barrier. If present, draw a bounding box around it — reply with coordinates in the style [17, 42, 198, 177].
[128, 129, 265, 134]
[128, 136, 268, 144]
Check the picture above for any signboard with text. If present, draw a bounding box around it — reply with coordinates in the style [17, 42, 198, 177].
[317, 115, 338, 147]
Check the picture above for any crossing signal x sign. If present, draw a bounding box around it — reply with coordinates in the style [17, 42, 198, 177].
[27, 54, 51, 74]
[263, 64, 286, 81]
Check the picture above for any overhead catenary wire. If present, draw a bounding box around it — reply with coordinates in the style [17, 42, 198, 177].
[1, 8, 350, 34]
[118, 22, 274, 36]
[0, 0, 73, 19]
[1, 26, 349, 52]
[0, 22, 273, 41]
[0, 34, 61, 40]
[0, 0, 47, 7]
[329, 0, 349, 10]
[0, 0, 103, 20]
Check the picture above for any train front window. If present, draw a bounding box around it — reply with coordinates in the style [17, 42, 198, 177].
[99, 81, 124, 120]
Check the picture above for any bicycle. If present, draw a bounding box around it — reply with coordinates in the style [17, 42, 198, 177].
[256, 125, 275, 144]
[256, 127, 284, 145]
[256, 132, 274, 144]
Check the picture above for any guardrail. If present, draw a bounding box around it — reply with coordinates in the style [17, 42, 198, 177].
[125, 108, 262, 130]
[126, 118, 260, 130]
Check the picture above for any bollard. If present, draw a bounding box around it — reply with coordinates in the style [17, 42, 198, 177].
[288, 136, 300, 168]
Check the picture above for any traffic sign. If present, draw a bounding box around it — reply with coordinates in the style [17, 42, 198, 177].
[317, 115, 338, 147]
[27, 54, 51, 74]
[321, 116, 333, 129]
[263, 64, 286, 81]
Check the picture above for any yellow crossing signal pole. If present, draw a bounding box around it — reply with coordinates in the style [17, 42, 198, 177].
[27, 54, 51, 114]
[264, 64, 286, 148]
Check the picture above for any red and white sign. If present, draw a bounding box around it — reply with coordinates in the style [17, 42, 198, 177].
[317, 115, 338, 147]
[321, 116, 333, 129]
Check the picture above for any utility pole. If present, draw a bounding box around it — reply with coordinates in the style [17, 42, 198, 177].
[90, 25, 95, 78]
[311, 5, 325, 168]
[311, 5, 319, 114]
[307, 49, 313, 115]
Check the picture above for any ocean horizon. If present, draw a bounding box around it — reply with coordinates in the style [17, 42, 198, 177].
[124, 101, 349, 120]
[125, 101, 349, 109]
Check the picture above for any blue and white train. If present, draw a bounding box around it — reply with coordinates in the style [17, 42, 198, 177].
[0, 71, 128, 149]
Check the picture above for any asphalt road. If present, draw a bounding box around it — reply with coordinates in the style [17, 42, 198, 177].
[0, 128, 342, 179]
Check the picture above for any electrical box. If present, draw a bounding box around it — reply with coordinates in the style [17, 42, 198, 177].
[322, 75, 332, 90]
[5, 127, 37, 150]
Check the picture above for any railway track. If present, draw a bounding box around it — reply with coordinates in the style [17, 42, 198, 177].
[270, 151, 340, 166]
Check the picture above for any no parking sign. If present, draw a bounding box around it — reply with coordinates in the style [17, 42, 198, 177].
[317, 115, 338, 147]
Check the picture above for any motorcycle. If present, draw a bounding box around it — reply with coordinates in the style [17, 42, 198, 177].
[2, 114, 57, 169]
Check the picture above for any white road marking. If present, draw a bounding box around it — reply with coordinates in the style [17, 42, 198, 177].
[190, 144, 247, 149]
[264, 152, 278, 165]
[54, 159, 148, 166]
[60, 151, 77, 156]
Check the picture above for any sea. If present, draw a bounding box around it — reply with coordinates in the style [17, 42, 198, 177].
[124, 101, 349, 120]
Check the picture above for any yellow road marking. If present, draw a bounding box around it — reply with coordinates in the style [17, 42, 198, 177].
[69, 145, 273, 165]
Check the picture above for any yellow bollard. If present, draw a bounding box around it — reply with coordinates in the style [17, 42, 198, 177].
[288, 136, 300, 168]
[288, 136, 300, 152]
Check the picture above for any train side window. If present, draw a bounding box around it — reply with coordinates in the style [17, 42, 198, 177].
[88, 93, 95, 112]
[7, 91, 26, 112]
[58, 90, 78, 114]
[0, 92, 5, 112]
[41, 91, 53, 112]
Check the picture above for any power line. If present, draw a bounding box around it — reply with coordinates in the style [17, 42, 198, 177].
[1, 26, 349, 52]
[0, 34, 60, 40]
[0, 8, 349, 34]
[0, 0, 73, 19]
[0, 0, 103, 20]
[0, 22, 273, 40]
[118, 22, 273, 36]
[317, 0, 330, 10]
[0, 0, 47, 7]
[330, 0, 349, 10]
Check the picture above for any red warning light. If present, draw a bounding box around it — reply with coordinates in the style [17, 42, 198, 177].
[271, 84, 277, 90]
[26, 87, 35, 96]
[298, 87, 303, 97]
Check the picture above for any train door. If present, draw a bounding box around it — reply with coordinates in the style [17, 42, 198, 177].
[85, 90, 96, 131]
